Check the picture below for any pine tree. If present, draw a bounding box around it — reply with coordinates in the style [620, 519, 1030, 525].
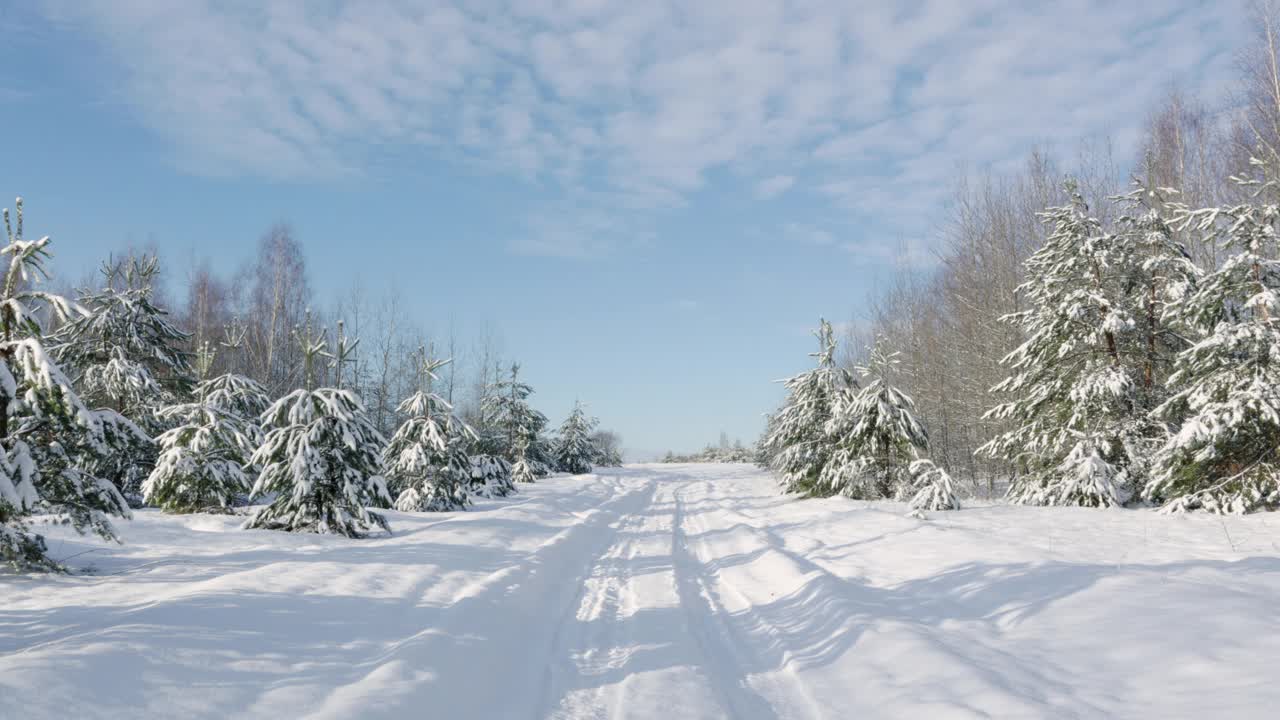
[1148, 165, 1280, 513]
[1120, 184, 1202, 412]
[197, 322, 272, 425]
[980, 182, 1195, 508]
[481, 362, 551, 472]
[52, 256, 193, 497]
[383, 348, 476, 512]
[755, 412, 780, 468]
[906, 459, 961, 513]
[554, 401, 597, 475]
[0, 198, 131, 570]
[764, 319, 854, 495]
[142, 341, 262, 513]
[470, 453, 517, 496]
[510, 428, 537, 485]
[244, 316, 390, 536]
[820, 341, 929, 499]
[589, 429, 624, 467]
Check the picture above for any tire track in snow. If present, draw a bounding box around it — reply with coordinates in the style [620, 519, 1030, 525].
[532, 477, 660, 719]
[539, 501, 649, 719]
[680, 479, 1092, 717]
[542, 470, 776, 720]
[306, 475, 659, 719]
[670, 481, 790, 720]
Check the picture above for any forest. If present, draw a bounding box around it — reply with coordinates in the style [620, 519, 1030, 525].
[756, 8, 1280, 517]
[0, 215, 622, 571]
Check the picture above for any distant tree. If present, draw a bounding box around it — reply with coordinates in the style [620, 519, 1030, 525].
[590, 429, 624, 467]
[554, 401, 597, 474]
[482, 363, 551, 473]
[244, 225, 311, 396]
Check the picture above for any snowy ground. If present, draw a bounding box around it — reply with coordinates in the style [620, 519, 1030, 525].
[4, 463, 1280, 719]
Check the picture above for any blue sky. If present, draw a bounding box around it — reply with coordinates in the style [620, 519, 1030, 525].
[0, 0, 1243, 457]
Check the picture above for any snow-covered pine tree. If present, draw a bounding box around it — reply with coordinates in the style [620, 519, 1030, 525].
[383, 348, 476, 512]
[554, 401, 597, 475]
[0, 198, 131, 570]
[465, 366, 518, 496]
[510, 427, 537, 485]
[52, 256, 193, 497]
[820, 341, 929, 499]
[470, 453, 516, 496]
[1148, 164, 1280, 513]
[589, 429, 624, 467]
[199, 320, 271, 426]
[142, 341, 261, 513]
[755, 412, 780, 468]
[482, 362, 551, 473]
[764, 319, 854, 496]
[979, 181, 1192, 508]
[1118, 183, 1202, 412]
[906, 459, 961, 513]
[244, 315, 391, 536]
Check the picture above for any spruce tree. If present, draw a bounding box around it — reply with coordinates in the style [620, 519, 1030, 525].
[980, 182, 1194, 507]
[589, 430, 624, 467]
[554, 401, 597, 475]
[482, 362, 551, 473]
[906, 459, 961, 513]
[764, 319, 854, 495]
[142, 340, 266, 513]
[1148, 167, 1280, 513]
[52, 256, 193, 497]
[755, 412, 780, 468]
[820, 341, 929, 499]
[510, 428, 537, 485]
[244, 316, 390, 536]
[383, 349, 475, 512]
[466, 364, 514, 492]
[470, 453, 517, 496]
[197, 322, 272, 426]
[0, 198, 131, 570]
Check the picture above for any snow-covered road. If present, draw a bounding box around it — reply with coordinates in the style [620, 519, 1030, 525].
[4, 463, 1280, 719]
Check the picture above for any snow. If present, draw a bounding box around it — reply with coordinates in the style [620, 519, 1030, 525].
[3, 463, 1280, 719]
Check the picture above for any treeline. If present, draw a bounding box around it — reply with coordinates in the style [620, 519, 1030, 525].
[660, 434, 755, 464]
[761, 6, 1280, 515]
[0, 215, 621, 571]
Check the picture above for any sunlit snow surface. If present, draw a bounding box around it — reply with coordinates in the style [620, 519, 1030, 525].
[3, 464, 1279, 718]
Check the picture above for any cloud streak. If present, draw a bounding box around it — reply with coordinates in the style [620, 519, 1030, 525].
[43, 0, 1246, 257]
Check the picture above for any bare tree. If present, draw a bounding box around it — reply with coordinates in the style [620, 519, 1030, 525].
[180, 258, 234, 372]
[244, 224, 311, 395]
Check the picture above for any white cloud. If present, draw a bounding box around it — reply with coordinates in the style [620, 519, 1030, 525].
[42, 0, 1248, 257]
[510, 207, 653, 259]
[782, 222, 835, 246]
[755, 175, 795, 199]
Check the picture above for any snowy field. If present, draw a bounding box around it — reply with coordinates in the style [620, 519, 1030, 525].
[3, 463, 1280, 719]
